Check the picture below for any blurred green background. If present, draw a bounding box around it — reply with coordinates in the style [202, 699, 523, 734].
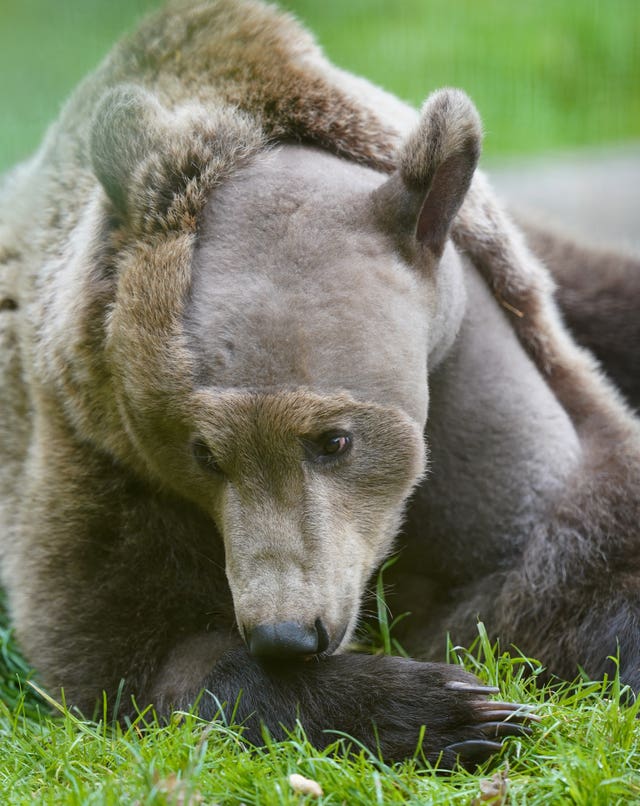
[1, 0, 639, 173]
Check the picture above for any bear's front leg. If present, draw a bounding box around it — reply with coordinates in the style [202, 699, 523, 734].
[150, 634, 535, 767]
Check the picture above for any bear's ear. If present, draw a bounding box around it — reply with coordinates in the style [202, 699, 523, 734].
[90, 85, 168, 217]
[373, 88, 482, 264]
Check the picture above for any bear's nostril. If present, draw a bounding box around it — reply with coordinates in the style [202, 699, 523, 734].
[247, 621, 319, 659]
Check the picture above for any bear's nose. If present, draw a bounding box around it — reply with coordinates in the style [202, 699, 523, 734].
[247, 619, 329, 659]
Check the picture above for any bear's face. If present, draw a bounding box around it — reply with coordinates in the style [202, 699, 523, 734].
[92, 88, 480, 658]
[185, 388, 425, 654]
[174, 145, 431, 653]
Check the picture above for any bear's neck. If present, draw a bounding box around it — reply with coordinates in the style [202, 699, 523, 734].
[403, 257, 581, 581]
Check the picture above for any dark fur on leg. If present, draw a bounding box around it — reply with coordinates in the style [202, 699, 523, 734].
[154, 644, 534, 768]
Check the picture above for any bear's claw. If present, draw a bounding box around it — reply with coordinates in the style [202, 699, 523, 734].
[445, 739, 503, 762]
[478, 719, 533, 737]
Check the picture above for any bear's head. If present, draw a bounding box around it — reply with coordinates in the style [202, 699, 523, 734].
[89, 85, 481, 659]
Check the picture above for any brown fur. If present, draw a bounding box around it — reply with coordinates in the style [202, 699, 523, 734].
[520, 218, 640, 410]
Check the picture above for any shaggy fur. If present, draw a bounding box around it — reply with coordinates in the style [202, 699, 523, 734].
[0, 0, 638, 763]
[520, 218, 640, 410]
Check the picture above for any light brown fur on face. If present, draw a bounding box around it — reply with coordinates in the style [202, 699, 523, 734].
[184, 390, 424, 648]
[1, 0, 637, 765]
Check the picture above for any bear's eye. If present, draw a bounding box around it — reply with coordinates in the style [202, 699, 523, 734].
[321, 432, 352, 456]
[306, 431, 353, 464]
[191, 438, 223, 475]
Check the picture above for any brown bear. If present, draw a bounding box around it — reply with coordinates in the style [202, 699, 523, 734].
[1, 0, 637, 765]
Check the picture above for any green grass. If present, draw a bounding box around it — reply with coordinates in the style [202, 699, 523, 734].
[0, 1, 639, 172]
[2, 589, 640, 804]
